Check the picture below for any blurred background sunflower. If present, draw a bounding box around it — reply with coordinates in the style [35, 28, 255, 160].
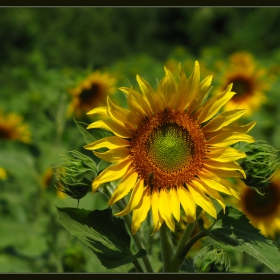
[67, 71, 116, 118]
[231, 176, 280, 239]
[213, 52, 269, 116]
[1, 7, 280, 272]
[0, 111, 31, 143]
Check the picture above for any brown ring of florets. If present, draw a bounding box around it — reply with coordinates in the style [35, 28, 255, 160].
[129, 109, 206, 190]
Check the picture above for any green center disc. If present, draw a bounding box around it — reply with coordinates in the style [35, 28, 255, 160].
[145, 122, 194, 172]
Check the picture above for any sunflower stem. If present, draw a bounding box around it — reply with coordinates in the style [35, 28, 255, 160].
[132, 259, 144, 273]
[171, 206, 203, 271]
[159, 222, 176, 272]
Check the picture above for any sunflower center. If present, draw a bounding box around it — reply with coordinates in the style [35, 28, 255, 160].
[230, 76, 253, 101]
[80, 84, 101, 103]
[0, 125, 13, 139]
[146, 123, 194, 173]
[129, 110, 206, 189]
[243, 185, 280, 217]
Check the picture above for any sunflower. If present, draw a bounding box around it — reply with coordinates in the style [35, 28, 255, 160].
[216, 52, 268, 116]
[68, 71, 116, 117]
[84, 62, 256, 234]
[0, 111, 31, 143]
[236, 176, 280, 238]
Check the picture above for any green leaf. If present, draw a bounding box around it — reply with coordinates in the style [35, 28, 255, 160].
[204, 206, 280, 272]
[57, 207, 147, 269]
[74, 118, 113, 144]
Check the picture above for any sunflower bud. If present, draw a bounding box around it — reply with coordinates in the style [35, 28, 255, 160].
[237, 141, 280, 192]
[55, 151, 96, 201]
[194, 245, 230, 273]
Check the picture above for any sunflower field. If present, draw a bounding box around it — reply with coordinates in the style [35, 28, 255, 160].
[2, 8, 280, 273]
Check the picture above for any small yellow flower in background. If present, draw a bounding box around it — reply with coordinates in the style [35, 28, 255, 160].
[68, 71, 116, 117]
[84, 62, 255, 235]
[216, 52, 269, 116]
[0, 167, 7, 180]
[0, 111, 31, 143]
[235, 175, 280, 239]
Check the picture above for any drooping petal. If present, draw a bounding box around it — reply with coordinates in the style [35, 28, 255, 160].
[115, 178, 145, 216]
[195, 84, 235, 124]
[158, 188, 175, 231]
[177, 186, 196, 222]
[87, 119, 133, 138]
[202, 109, 247, 132]
[188, 183, 217, 218]
[84, 136, 130, 151]
[92, 158, 132, 192]
[108, 169, 138, 205]
[93, 147, 130, 162]
[131, 187, 151, 234]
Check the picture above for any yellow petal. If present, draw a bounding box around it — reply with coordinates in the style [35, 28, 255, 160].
[206, 131, 255, 147]
[108, 169, 138, 205]
[84, 136, 130, 151]
[131, 187, 151, 234]
[158, 188, 175, 231]
[93, 147, 130, 162]
[204, 159, 246, 178]
[151, 189, 163, 235]
[202, 109, 247, 132]
[206, 146, 246, 162]
[218, 177, 240, 199]
[87, 119, 133, 138]
[126, 89, 146, 122]
[122, 87, 153, 118]
[201, 166, 244, 179]
[204, 121, 257, 139]
[135, 75, 158, 115]
[107, 96, 137, 129]
[161, 67, 177, 109]
[192, 179, 225, 212]
[177, 61, 200, 112]
[115, 178, 144, 216]
[169, 188, 181, 222]
[188, 75, 213, 115]
[195, 84, 235, 124]
[188, 183, 217, 218]
[92, 158, 132, 192]
[86, 106, 108, 116]
[177, 186, 196, 223]
[198, 172, 239, 198]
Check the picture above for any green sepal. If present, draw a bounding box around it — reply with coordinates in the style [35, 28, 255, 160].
[57, 207, 147, 269]
[203, 206, 280, 272]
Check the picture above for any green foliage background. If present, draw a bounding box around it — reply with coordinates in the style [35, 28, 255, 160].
[1, 8, 280, 272]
